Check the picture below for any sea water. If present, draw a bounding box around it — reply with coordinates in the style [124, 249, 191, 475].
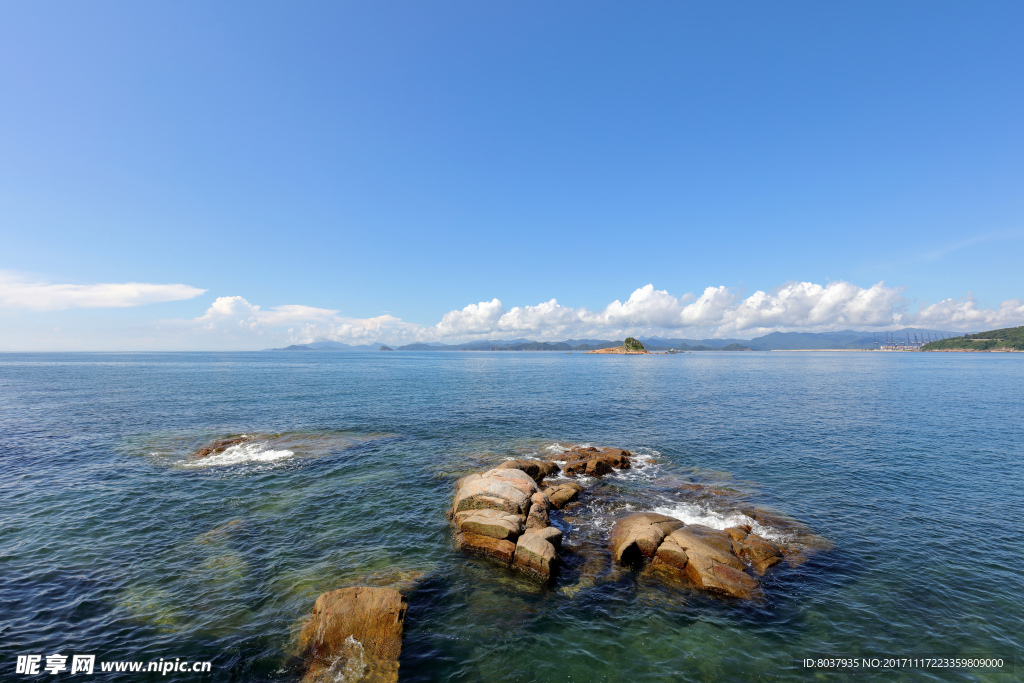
[0, 351, 1021, 681]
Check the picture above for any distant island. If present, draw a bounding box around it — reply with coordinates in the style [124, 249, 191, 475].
[586, 337, 650, 354]
[379, 345, 394, 351]
[922, 326, 1024, 352]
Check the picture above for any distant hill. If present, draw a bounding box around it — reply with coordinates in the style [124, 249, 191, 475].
[745, 328, 954, 350]
[922, 326, 1024, 351]
[269, 328, 959, 352]
[269, 340, 383, 352]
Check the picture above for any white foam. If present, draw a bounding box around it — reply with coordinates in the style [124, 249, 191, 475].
[182, 442, 295, 468]
[650, 502, 784, 542]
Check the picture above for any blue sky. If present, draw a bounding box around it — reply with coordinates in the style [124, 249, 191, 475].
[1, 2, 1022, 349]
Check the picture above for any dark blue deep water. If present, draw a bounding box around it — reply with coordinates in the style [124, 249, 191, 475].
[1, 351, 1021, 682]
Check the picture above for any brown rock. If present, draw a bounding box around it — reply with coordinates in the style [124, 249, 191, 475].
[452, 469, 537, 516]
[566, 446, 632, 469]
[562, 460, 588, 476]
[725, 526, 749, 542]
[496, 459, 539, 477]
[525, 493, 551, 529]
[543, 482, 583, 509]
[524, 525, 562, 550]
[297, 586, 406, 683]
[610, 512, 685, 563]
[735, 533, 783, 575]
[496, 459, 560, 483]
[536, 461, 561, 478]
[666, 526, 759, 598]
[513, 533, 558, 581]
[455, 531, 516, 564]
[652, 535, 689, 570]
[454, 509, 524, 540]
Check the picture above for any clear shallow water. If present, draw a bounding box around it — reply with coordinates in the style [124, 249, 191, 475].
[0, 351, 1021, 682]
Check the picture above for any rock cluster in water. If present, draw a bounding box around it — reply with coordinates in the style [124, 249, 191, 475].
[449, 446, 632, 582]
[611, 513, 782, 599]
[450, 444, 824, 601]
[297, 586, 407, 683]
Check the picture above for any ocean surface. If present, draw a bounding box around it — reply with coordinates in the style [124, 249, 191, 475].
[1, 351, 1021, 682]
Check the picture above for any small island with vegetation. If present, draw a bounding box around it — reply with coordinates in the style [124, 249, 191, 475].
[586, 337, 651, 354]
[921, 326, 1024, 352]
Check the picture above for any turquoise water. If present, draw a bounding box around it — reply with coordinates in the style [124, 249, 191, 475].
[1, 351, 1021, 681]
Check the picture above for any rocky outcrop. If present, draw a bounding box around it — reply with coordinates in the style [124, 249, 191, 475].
[513, 533, 558, 579]
[663, 526, 760, 599]
[610, 513, 684, 563]
[495, 459, 560, 482]
[611, 515, 773, 599]
[452, 468, 538, 516]
[451, 461, 575, 582]
[453, 509, 523, 540]
[298, 586, 407, 683]
[558, 446, 632, 479]
[450, 443, 824, 600]
[455, 532, 517, 564]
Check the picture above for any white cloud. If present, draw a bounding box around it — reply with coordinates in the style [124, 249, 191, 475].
[436, 298, 506, 337]
[108, 281, 1024, 350]
[718, 281, 908, 335]
[915, 295, 1024, 329]
[0, 271, 206, 310]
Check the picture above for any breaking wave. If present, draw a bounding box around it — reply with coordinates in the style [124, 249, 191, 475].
[650, 502, 784, 541]
[181, 441, 295, 468]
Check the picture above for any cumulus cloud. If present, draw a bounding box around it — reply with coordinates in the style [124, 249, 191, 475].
[158, 281, 1024, 349]
[717, 281, 909, 335]
[185, 296, 417, 345]
[0, 271, 206, 310]
[915, 295, 1024, 329]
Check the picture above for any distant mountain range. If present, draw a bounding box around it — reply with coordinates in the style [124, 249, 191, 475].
[268, 328, 957, 352]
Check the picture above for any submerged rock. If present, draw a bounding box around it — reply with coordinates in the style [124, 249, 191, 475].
[733, 533, 783, 575]
[194, 519, 244, 544]
[190, 436, 250, 459]
[298, 586, 406, 683]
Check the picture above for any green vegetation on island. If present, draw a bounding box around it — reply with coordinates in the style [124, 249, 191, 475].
[623, 337, 645, 352]
[921, 326, 1024, 351]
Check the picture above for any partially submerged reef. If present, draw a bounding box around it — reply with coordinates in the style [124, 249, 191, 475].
[449, 444, 830, 600]
[183, 435, 829, 682]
